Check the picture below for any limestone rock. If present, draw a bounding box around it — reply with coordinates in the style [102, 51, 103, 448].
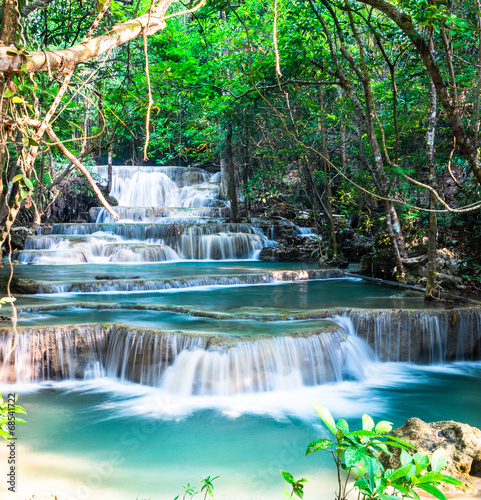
[259, 245, 315, 262]
[382, 417, 481, 494]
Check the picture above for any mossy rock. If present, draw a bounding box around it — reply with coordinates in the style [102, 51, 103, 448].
[0, 274, 39, 294]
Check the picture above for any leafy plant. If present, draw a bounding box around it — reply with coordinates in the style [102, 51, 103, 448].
[281, 469, 308, 499]
[282, 405, 463, 500]
[173, 475, 219, 500]
[200, 475, 219, 500]
[0, 393, 26, 441]
[0, 296, 15, 308]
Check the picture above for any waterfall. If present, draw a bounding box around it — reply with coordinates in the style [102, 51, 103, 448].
[0, 324, 376, 393]
[15, 166, 279, 264]
[18, 223, 275, 263]
[2, 312, 479, 389]
[348, 308, 481, 363]
[159, 333, 375, 396]
[0, 326, 108, 383]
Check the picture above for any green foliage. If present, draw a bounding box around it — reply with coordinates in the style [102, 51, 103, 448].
[281, 469, 308, 499]
[0, 394, 26, 441]
[0, 296, 16, 308]
[172, 475, 219, 500]
[282, 405, 463, 500]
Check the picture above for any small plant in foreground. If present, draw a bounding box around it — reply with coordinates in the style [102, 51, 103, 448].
[173, 475, 219, 500]
[282, 404, 463, 500]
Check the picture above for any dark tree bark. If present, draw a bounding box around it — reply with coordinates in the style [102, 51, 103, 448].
[1, 0, 18, 45]
[318, 89, 339, 260]
[224, 121, 239, 222]
[425, 77, 438, 298]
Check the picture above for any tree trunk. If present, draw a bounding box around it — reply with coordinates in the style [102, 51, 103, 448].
[425, 75, 438, 299]
[318, 90, 339, 260]
[0, 0, 20, 229]
[107, 142, 113, 194]
[224, 121, 239, 222]
[242, 113, 251, 222]
[0, 0, 19, 46]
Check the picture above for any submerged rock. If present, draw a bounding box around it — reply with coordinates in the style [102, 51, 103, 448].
[382, 417, 481, 494]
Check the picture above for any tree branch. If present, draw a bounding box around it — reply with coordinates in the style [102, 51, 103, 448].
[45, 127, 119, 220]
[0, 0, 176, 72]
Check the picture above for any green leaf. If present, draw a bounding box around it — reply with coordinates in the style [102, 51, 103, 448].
[20, 187, 29, 199]
[416, 483, 448, 500]
[28, 138, 40, 147]
[414, 471, 444, 483]
[385, 435, 416, 449]
[0, 297, 15, 303]
[439, 474, 463, 485]
[24, 177, 34, 190]
[305, 438, 332, 456]
[345, 446, 366, 467]
[348, 430, 378, 438]
[362, 414, 375, 431]
[280, 469, 294, 485]
[400, 449, 413, 465]
[336, 418, 349, 434]
[431, 448, 447, 472]
[313, 404, 336, 434]
[0, 429, 11, 440]
[386, 463, 413, 480]
[375, 420, 393, 434]
[413, 452, 430, 471]
[3, 88, 15, 98]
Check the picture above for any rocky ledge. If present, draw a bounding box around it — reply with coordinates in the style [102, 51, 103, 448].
[382, 417, 481, 494]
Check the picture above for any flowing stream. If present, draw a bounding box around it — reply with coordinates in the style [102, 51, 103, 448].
[1, 165, 481, 500]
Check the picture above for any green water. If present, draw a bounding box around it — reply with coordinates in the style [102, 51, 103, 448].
[18, 279, 435, 317]
[5, 361, 481, 500]
[3, 260, 479, 500]
[16, 308, 336, 336]
[11, 261, 319, 282]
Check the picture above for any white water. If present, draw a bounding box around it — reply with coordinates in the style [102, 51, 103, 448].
[15, 166, 278, 264]
[0, 321, 377, 394]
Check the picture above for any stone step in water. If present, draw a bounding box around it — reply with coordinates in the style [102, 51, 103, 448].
[90, 206, 230, 223]
[5, 310, 480, 370]
[32, 269, 345, 293]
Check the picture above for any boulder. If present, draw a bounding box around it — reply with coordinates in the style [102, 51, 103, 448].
[382, 417, 481, 494]
[259, 245, 314, 262]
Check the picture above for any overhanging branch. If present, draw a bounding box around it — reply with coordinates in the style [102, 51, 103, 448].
[0, 0, 175, 72]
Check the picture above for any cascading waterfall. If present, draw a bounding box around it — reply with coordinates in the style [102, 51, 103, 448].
[14, 165, 278, 264]
[0, 323, 377, 393]
[348, 308, 481, 362]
